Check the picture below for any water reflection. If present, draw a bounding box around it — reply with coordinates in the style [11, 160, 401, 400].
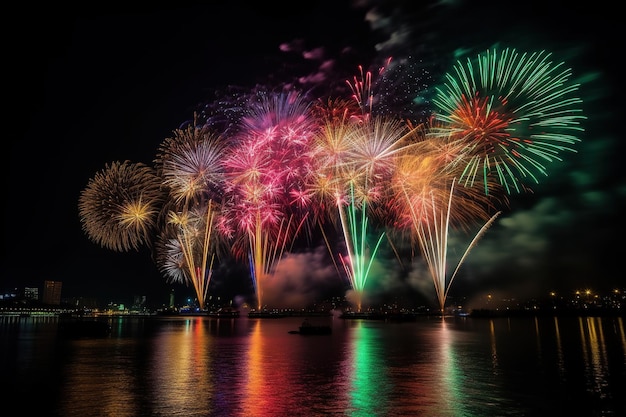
[1, 315, 58, 378]
[3, 315, 625, 416]
[150, 317, 214, 415]
[344, 321, 391, 416]
[241, 320, 271, 416]
[553, 316, 566, 379]
[437, 319, 467, 416]
[489, 318, 499, 373]
[432, 318, 516, 416]
[614, 316, 625, 350]
[533, 316, 542, 360]
[240, 318, 321, 417]
[341, 318, 507, 416]
[58, 338, 141, 416]
[579, 317, 612, 398]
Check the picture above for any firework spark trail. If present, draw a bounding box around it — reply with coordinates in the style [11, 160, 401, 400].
[383, 47, 585, 311]
[347, 58, 392, 119]
[337, 183, 387, 312]
[390, 135, 505, 312]
[417, 180, 501, 312]
[333, 61, 424, 311]
[162, 204, 217, 309]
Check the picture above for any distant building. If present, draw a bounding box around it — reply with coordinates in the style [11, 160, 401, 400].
[0, 288, 18, 301]
[132, 295, 147, 312]
[64, 296, 99, 310]
[24, 287, 39, 301]
[42, 280, 62, 305]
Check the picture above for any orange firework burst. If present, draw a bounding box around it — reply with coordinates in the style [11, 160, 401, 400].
[78, 160, 164, 252]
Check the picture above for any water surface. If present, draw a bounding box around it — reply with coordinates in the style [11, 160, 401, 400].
[2, 314, 625, 416]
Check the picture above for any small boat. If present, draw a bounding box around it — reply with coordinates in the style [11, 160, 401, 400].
[291, 319, 332, 335]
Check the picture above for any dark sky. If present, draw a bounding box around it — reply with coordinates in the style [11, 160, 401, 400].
[4, 0, 624, 308]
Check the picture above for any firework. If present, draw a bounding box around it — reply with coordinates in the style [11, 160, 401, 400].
[154, 124, 228, 310]
[390, 136, 505, 312]
[309, 61, 427, 311]
[309, 101, 414, 310]
[77, 46, 586, 314]
[221, 91, 318, 310]
[157, 202, 219, 309]
[346, 56, 431, 121]
[78, 160, 164, 252]
[431, 48, 585, 194]
[155, 124, 227, 205]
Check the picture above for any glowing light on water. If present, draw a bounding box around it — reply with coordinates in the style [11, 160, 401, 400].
[346, 323, 392, 415]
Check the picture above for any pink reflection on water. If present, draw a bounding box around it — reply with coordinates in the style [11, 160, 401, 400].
[240, 319, 304, 417]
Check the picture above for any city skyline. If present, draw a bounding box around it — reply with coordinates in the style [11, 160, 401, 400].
[2, 276, 624, 316]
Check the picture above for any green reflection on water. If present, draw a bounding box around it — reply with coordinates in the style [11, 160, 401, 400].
[347, 322, 391, 416]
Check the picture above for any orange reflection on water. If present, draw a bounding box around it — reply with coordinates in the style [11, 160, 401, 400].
[553, 317, 566, 378]
[578, 317, 611, 396]
[242, 320, 266, 416]
[151, 317, 215, 414]
[59, 338, 140, 417]
[489, 318, 499, 373]
[533, 317, 543, 356]
[618, 317, 626, 350]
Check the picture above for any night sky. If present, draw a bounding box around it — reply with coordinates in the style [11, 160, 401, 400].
[4, 0, 624, 308]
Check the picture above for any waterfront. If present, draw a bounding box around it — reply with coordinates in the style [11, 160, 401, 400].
[2, 314, 625, 416]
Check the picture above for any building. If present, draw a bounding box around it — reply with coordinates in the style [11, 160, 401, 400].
[42, 280, 62, 305]
[24, 287, 39, 301]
